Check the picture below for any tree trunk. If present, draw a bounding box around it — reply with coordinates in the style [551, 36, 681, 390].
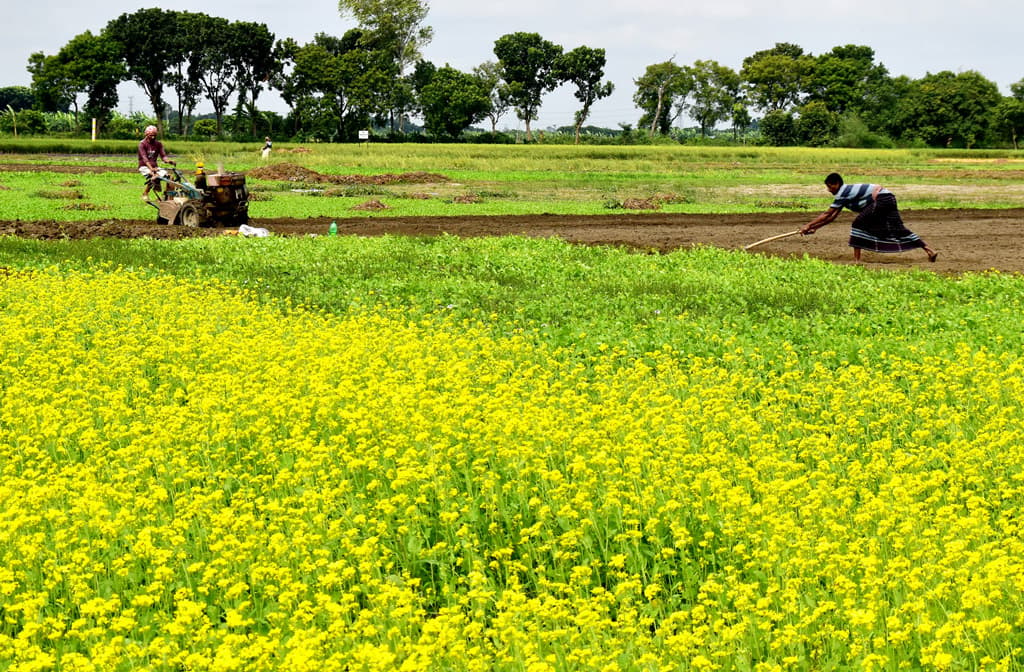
[650, 86, 665, 138]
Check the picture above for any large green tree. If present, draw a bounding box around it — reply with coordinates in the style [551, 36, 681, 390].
[992, 79, 1024, 149]
[417, 64, 490, 139]
[188, 15, 244, 137]
[104, 8, 184, 128]
[473, 61, 511, 133]
[0, 86, 34, 112]
[992, 97, 1024, 149]
[28, 31, 123, 129]
[287, 31, 393, 140]
[493, 32, 563, 141]
[633, 59, 691, 137]
[686, 59, 740, 137]
[231, 21, 279, 137]
[268, 38, 301, 133]
[558, 46, 614, 144]
[66, 32, 123, 128]
[805, 45, 895, 131]
[740, 42, 813, 112]
[890, 70, 1001, 147]
[167, 12, 203, 135]
[338, 0, 432, 132]
[26, 52, 76, 114]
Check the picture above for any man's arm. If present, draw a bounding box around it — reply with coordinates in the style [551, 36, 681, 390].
[800, 207, 841, 235]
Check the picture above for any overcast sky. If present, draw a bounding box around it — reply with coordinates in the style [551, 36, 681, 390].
[4, 0, 1022, 131]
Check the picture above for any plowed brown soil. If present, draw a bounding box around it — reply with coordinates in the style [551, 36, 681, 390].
[3, 209, 1022, 275]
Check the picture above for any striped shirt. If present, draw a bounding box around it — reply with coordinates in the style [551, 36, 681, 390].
[830, 183, 890, 212]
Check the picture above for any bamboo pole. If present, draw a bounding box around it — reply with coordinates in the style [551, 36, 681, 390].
[743, 229, 802, 250]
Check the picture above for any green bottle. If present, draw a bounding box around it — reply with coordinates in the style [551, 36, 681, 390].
[328, 221, 337, 236]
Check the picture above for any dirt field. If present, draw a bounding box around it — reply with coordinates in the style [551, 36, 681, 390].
[3, 208, 1022, 275]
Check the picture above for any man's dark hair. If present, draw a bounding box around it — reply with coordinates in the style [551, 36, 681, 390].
[825, 172, 843, 186]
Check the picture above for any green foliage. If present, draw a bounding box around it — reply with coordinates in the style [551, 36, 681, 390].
[833, 114, 894, 149]
[795, 101, 838, 146]
[22, 15, 1024, 148]
[232, 21, 279, 138]
[289, 31, 393, 141]
[493, 32, 563, 140]
[992, 97, 1024, 149]
[50, 31, 123, 123]
[0, 109, 47, 135]
[473, 60, 511, 133]
[889, 70, 1002, 148]
[192, 119, 218, 138]
[557, 46, 614, 143]
[760, 110, 796, 146]
[102, 112, 158, 140]
[189, 14, 240, 135]
[3, 235, 1022, 366]
[337, 0, 433, 132]
[740, 43, 813, 113]
[104, 8, 181, 120]
[633, 60, 692, 137]
[418, 66, 490, 139]
[805, 44, 893, 121]
[0, 86, 34, 112]
[686, 59, 740, 137]
[0, 138, 135, 154]
[3, 142, 1024, 220]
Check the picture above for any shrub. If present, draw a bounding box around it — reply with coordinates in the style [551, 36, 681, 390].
[0, 109, 47, 135]
[192, 119, 218, 139]
[833, 114, 894, 149]
[760, 110, 797, 146]
[795, 101, 838, 147]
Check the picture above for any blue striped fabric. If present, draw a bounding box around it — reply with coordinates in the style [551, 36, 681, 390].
[830, 183, 890, 212]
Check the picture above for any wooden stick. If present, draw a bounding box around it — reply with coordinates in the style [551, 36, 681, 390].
[743, 229, 802, 250]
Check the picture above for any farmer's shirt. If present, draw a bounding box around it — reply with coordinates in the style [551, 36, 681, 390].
[830, 183, 891, 212]
[138, 137, 169, 168]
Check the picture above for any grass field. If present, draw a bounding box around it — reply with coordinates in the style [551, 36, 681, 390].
[2, 142, 1024, 670]
[3, 140, 1024, 221]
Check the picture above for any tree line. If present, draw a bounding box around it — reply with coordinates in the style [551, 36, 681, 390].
[6, 0, 1024, 148]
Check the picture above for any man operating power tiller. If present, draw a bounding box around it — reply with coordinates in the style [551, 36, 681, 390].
[138, 125, 175, 203]
[801, 172, 938, 263]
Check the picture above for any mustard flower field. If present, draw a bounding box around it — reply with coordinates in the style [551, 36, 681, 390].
[2, 261, 1024, 672]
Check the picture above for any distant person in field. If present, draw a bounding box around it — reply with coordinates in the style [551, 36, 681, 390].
[138, 125, 175, 202]
[261, 136, 273, 159]
[800, 172, 938, 263]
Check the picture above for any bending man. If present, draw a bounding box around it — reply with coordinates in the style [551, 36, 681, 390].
[801, 173, 937, 263]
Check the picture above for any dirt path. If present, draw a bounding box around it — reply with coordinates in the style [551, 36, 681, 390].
[2, 208, 1022, 275]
